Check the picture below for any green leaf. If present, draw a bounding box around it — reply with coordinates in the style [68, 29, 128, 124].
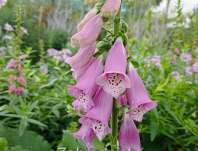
[57, 131, 86, 151]
[0, 137, 8, 151]
[0, 126, 51, 151]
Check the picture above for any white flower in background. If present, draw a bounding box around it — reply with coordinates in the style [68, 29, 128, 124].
[2, 35, 12, 40]
[40, 64, 48, 74]
[171, 71, 181, 80]
[20, 27, 28, 35]
[4, 23, 13, 32]
[0, 0, 7, 9]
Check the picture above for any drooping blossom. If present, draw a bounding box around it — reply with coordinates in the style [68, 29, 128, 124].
[101, 0, 121, 16]
[180, 53, 192, 64]
[185, 67, 193, 75]
[127, 69, 157, 122]
[4, 23, 13, 32]
[192, 62, 198, 73]
[147, 55, 161, 68]
[77, 8, 97, 31]
[171, 71, 180, 80]
[85, 89, 112, 140]
[71, 14, 103, 48]
[68, 59, 103, 114]
[96, 38, 130, 98]
[119, 113, 141, 151]
[66, 44, 96, 80]
[74, 118, 95, 151]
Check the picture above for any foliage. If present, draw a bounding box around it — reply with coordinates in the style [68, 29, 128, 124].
[0, 0, 198, 150]
[0, 126, 51, 151]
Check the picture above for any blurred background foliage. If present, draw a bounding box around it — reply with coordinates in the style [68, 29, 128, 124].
[0, 0, 198, 151]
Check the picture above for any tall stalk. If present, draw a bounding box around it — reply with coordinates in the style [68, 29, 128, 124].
[111, 2, 121, 150]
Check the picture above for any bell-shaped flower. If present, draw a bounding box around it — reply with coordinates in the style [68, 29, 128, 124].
[66, 44, 96, 80]
[77, 7, 97, 31]
[71, 14, 103, 48]
[127, 69, 157, 122]
[119, 113, 141, 151]
[96, 38, 130, 98]
[85, 89, 112, 140]
[101, 0, 121, 16]
[74, 118, 95, 151]
[68, 59, 103, 114]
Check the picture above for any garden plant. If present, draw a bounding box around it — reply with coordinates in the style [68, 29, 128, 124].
[0, 0, 198, 151]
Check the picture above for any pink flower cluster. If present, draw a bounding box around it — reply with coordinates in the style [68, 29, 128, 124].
[66, 1, 157, 150]
[7, 58, 26, 95]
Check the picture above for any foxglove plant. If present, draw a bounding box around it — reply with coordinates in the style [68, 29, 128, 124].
[67, 0, 157, 150]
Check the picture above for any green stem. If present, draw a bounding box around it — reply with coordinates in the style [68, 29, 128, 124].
[111, 1, 122, 150]
[111, 99, 118, 151]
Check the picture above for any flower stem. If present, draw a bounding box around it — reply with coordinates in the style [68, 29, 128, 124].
[111, 98, 118, 151]
[111, 1, 122, 150]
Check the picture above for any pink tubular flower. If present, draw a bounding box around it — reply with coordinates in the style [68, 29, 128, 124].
[68, 59, 103, 114]
[6, 59, 18, 69]
[127, 69, 157, 122]
[119, 113, 141, 151]
[74, 118, 95, 151]
[8, 85, 17, 94]
[8, 85, 24, 95]
[71, 14, 103, 48]
[192, 62, 198, 73]
[66, 44, 96, 80]
[96, 38, 130, 98]
[85, 89, 112, 140]
[180, 53, 192, 64]
[15, 87, 25, 95]
[101, 0, 121, 16]
[77, 8, 97, 31]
